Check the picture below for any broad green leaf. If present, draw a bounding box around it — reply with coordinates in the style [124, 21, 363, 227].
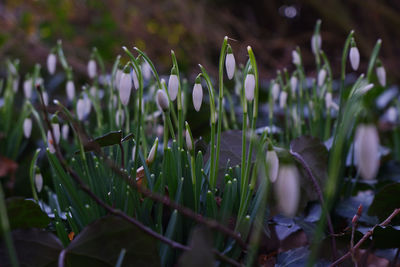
[76, 131, 123, 153]
[6, 198, 50, 230]
[368, 183, 400, 224]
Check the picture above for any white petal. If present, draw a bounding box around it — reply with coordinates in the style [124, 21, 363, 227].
[132, 71, 139, 90]
[354, 124, 380, 180]
[119, 73, 132, 105]
[185, 129, 192, 151]
[115, 69, 123, 90]
[168, 74, 179, 101]
[142, 62, 152, 80]
[83, 94, 92, 117]
[47, 53, 57, 75]
[325, 92, 332, 109]
[192, 83, 203, 111]
[349, 47, 360, 71]
[52, 123, 60, 144]
[290, 76, 298, 95]
[66, 81, 75, 101]
[42, 92, 49, 106]
[147, 138, 158, 164]
[386, 107, 397, 123]
[279, 91, 288, 109]
[115, 110, 125, 127]
[272, 83, 280, 101]
[292, 50, 301, 65]
[311, 34, 322, 55]
[35, 173, 43, 193]
[76, 99, 86, 120]
[266, 150, 279, 183]
[87, 59, 97, 78]
[23, 118, 32, 138]
[156, 89, 169, 112]
[23, 79, 32, 99]
[244, 74, 255, 101]
[318, 69, 327, 87]
[225, 53, 236, 80]
[376, 66, 386, 87]
[275, 165, 300, 217]
[62, 124, 69, 140]
[47, 130, 56, 154]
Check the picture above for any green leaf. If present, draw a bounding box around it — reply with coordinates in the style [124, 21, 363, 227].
[6, 198, 50, 230]
[368, 183, 400, 224]
[178, 227, 215, 267]
[64, 215, 160, 267]
[0, 228, 63, 267]
[372, 226, 400, 249]
[76, 131, 123, 153]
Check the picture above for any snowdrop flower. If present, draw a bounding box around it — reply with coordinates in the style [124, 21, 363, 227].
[114, 68, 123, 89]
[292, 50, 301, 66]
[87, 59, 97, 79]
[311, 34, 322, 55]
[244, 70, 255, 101]
[271, 82, 280, 101]
[318, 68, 327, 87]
[115, 109, 125, 127]
[23, 118, 32, 138]
[147, 138, 158, 164]
[47, 130, 56, 154]
[266, 148, 279, 183]
[325, 92, 332, 109]
[359, 83, 374, 95]
[354, 124, 380, 180]
[349, 42, 360, 71]
[185, 122, 193, 151]
[386, 107, 397, 123]
[66, 80, 75, 101]
[76, 99, 86, 120]
[168, 68, 179, 101]
[156, 89, 169, 112]
[42, 91, 49, 106]
[119, 70, 132, 105]
[90, 86, 97, 98]
[376, 63, 386, 87]
[23, 79, 32, 99]
[51, 121, 60, 144]
[142, 62, 152, 81]
[192, 78, 203, 112]
[290, 76, 298, 95]
[225, 45, 236, 80]
[47, 53, 57, 75]
[275, 165, 300, 217]
[279, 91, 288, 109]
[132, 70, 139, 90]
[35, 171, 43, 193]
[62, 124, 69, 140]
[83, 93, 92, 117]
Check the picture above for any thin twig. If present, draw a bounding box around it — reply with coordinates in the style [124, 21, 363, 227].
[329, 208, 400, 267]
[290, 150, 337, 259]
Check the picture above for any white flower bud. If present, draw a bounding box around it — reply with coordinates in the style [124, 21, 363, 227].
[66, 80, 75, 101]
[83, 94, 92, 117]
[47, 53, 57, 75]
[290, 76, 298, 95]
[62, 124, 69, 140]
[318, 69, 327, 87]
[87, 59, 97, 78]
[279, 91, 288, 109]
[185, 129, 193, 151]
[376, 66, 386, 87]
[156, 89, 169, 112]
[115, 110, 125, 127]
[52, 123, 60, 144]
[90, 86, 97, 97]
[115, 69, 123, 89]
[142, 62, 151, 80]
[147, 138, 158, 164]
[132, 70, 139, 90]
[225, 53, 236, 80]
[311, 34, 322, 55]
[386, 107, 397, 123]
[23, 118, 32, 138]
[272, 83, 280, 101]
[266, 149, 279, 183]
[42, 91, 49, 106]
[325, 92, 333, 109]
[76, 99, 86, 120]
[119, 72, 132, 106]
[354, 124, 380, 180]
[275, 165, 300, 217]
[192, 83, 203, 112]
[23, 79, 32, 99]
[168, 74, 179, 101]
[35, 173, 43, 193]
[349, 46, 360, 71]
[132, 146, 136, 162]
[359, 83, 374, 95]
[292, 50, 301, 65]
[47, 130, 56, 154]
[244, 74, 255, 101]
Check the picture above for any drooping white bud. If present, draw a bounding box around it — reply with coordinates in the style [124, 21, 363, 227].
[266, 149, 279, 183]
[66, 80, 75, 101]
[275, 165, 300, 217]
[354, 124, 380, 180]
[147, 138, 158, 164]
[47, 53, 57, 75]
[142, 62, 152, 80]
[83, 93, 92, 117]
[325, 92, 333, 109]
[115, 109, 125, 127]
[119, 72, 132, 106]
[272, 82, 280, 101]
[185, 129, 193, 151]
[115, 69, 123, 90]
[311, 34, 322, 55]
[156, 89, 169, 112]
[90, 86, 97, 97]
[132, 70, 139, 90]
[52, 123, 60, 144]
[47, 130, 56, 154]
[168, 74, 179, 101]
[35, 173, 43, 193]
[192, 82, 203, 112]
[349, 46, 360, 71]
[292, 50, 301, 65]
[23, 79, 32, 99]
[244, 74, 255, 101]
[23, 118, 32, 138]
[290, 76, 298, 95]
[359, 83, 374, 95]
[76, 99, 86, 120]
[225, 53, 236, 80]
[42, 91, 49, 106]
[279, 91, 288, 109]
[62, 124, 69, 140]
[376, 66, 386, 87]
[318, 68, 327, 87]
[386, 107, 397, 123]
[87, 59, 97, 79]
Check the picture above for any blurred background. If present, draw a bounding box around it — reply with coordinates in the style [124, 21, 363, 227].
[1, 0, 400, 82]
